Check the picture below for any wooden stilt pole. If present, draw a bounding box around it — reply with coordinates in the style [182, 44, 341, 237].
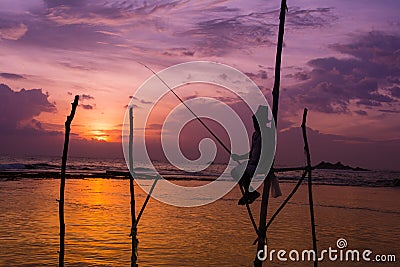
[254, 1, 287, 266]
[301, 108, 318, 267]
[58, 95, 79, 267]
[129, 107, 139, 267]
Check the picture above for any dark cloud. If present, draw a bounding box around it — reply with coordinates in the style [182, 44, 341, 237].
[0, 72, 25, 80]
[183, 12, 275, 56]
[286, 31, 400, 114]
[163, 47, 195, 57]
[43, 0, 87, 8]
[390, 86, 400, 98]
[287, 7, 337, 28]
[0, 83, 56, 134]
[181, 6, 336, 56]
[130, 96, 152, 105]
[80, 104, 93, 110]
[3, 1, 339, 59]
[0, 83, 122, 157]
[42, 0, 186, 28]
[378, 109, 400, 114]
[81, 94, 94, 100]
[245, 70, 268, 81]
[285, 71, 310, 81]
[354, 110, 368, 116]
[140, 99, 152, 104]
[59, 62, 92, 71]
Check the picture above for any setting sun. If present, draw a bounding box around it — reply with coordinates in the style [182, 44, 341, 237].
[89, 130, 110, 142]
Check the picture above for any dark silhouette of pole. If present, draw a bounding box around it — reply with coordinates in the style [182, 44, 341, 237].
[128, 107, 138, 267]
[254, 1, 287, 266]
[135, 176, 159, 227]
[302, 108, 318, 267]
[58, 95, 79, 267]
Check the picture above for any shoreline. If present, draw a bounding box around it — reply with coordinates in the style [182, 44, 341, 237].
[1, 171, 399, 188]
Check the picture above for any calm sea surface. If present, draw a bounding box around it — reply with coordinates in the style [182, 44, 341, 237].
[0, 178, 399, 266]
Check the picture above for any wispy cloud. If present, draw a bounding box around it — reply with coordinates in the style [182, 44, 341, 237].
[80, 104, 94, 110]
[0, 72, 25, 80]
[81, 94, 95, 101]
[286, 7, 337, 28]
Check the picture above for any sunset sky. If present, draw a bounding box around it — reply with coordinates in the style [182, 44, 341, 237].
[0, 0, 399, 170]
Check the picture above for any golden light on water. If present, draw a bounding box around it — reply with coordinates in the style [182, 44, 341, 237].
[0, 179, 399, 266]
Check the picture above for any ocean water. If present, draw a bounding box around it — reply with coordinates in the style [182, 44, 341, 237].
[0, 179, 399, 266]
[0, 156, 399, 266]
[0, 156, 399, 187]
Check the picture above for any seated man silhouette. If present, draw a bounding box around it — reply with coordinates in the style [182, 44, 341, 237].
[231, 106, 276, 205]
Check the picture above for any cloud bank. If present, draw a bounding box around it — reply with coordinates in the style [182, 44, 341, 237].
[286, 31, 400, 114]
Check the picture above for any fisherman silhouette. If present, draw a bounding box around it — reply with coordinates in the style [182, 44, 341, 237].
[231, 105, 277, 205]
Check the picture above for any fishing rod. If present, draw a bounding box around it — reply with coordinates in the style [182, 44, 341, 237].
[138, 62, 237, 163]
[138, 62, 260, 236]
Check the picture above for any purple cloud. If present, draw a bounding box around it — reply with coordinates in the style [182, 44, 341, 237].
[0, 83, 56, 134]
[390, 86, 400, 98]
[43, 0, 86, 8]
[287, 7, 337, 28]
[80, 104, 94, 110]
[0, 17, 28, 40]
[140, 99, 152, 104]
[354, 110, 368, 116]
[0, 72, 25, 80]
[81, 94, 94, 101]
[245, 70, 268, 80]
[286, 31, 400, 114]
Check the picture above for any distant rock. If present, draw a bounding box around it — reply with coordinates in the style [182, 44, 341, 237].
[315, 161, 370, 171]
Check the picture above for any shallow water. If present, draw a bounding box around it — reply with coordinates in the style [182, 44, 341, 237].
[0, 179, 399, 266]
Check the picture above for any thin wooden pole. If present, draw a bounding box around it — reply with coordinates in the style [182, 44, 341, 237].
[58, 95, 79, 267]
[301, 108, 318, 267]
[252, 109, 315, 245]
[135, 176, 159, 227]
[129, 107, 138, 267]
[254, 1, 287, 266]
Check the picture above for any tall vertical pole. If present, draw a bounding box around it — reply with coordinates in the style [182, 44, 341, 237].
[302, 109, 318, 267]
[254, 1, 287, 266]
[129, 107, 138, 267]
[59, 95, 79, 267]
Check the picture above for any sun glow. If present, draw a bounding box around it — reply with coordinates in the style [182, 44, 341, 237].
[90, 130, 110, 142]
